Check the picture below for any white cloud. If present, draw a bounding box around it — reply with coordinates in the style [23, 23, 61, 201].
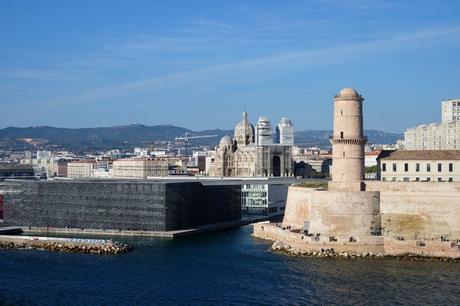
[49, 25, 460, 103]
[0, 69, 53, 80]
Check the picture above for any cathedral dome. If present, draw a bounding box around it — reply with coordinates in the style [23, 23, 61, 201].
[219, 135, 233, 147]
[234, 112, 254, 146]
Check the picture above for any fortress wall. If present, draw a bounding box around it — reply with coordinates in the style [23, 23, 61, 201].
[254, 223, 460, 258]
[281, 187, 314, 228]
[282, 182, 460, 240]
[383, 237, 460, 258]
[365, 181, 460, 192]
[253, 223, 385, 254]
[366, 181, 460, 240]
[308, 191, 381, 237]
[282, 187, 381, 237]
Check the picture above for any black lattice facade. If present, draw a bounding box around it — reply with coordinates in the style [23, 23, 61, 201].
[1, 180, 241, 231]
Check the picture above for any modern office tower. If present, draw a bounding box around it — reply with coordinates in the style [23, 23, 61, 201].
[255, 117, 273, 146]
[276, 118, 294, 145]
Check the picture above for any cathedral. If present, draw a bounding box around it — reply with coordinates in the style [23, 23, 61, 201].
[209, 112, 294, 177]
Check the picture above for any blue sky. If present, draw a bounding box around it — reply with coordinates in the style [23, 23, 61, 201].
[1, 0, 459, 132]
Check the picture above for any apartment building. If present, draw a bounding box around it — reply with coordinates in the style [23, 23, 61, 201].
[67, 160, 96, 178]
[112, 158, 169, 179]
[404, 98, 460, 150]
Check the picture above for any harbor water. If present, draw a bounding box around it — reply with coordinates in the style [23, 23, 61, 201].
[0, 225, 459, 305]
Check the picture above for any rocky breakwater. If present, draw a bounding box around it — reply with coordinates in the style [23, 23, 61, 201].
[271, 241, 459, 262]
[0, 236, 133, 255]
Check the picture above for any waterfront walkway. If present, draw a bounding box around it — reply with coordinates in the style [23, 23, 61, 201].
[21, 216, 278, 238]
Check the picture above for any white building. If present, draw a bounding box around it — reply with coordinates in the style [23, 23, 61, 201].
[276, 118, 294, 145]
[404, 98, 460, 150]
[134, 147, 150, 157]
[92, 168, 114, 178]
[365, 150, 381, 168]
[36, 150, 51, 159]
[255, 117, 273, 146]
[377, 150, 460, 182]
[442, 98, 460, 123]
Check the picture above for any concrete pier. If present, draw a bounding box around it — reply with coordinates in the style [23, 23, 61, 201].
[0, 226, 23, 235]
[21, 216, 277, 239]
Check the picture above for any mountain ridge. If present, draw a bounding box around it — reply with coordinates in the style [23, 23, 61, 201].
[0, 124, 403, 152]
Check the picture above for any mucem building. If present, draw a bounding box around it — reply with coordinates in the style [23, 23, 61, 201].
[0, 179, 241, 231]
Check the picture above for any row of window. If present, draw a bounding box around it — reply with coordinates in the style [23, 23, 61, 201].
[382, 162, 453, 172]
[382, 177, 454, 182]
[241, 191, 267, 197]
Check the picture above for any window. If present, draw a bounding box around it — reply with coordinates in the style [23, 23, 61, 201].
[382, 163, 386, 172]
[392, 163, 397, 172]
[438, 163, 442, 172]
[404, 163, 408, 172]
[382, 177, 386, 182]
[449, 163, 453, 172]
[392, 177, 396, 182]
[403, 177, 409, 182]
[427, 163, 431, 172]
[415, 177, 420, 182]
[448, 177, 453, 182]
[437, 177, 442, 182]
[340, 131, 344, 139]
[427, 177, 431, 182]
[416, 163, 420, 172]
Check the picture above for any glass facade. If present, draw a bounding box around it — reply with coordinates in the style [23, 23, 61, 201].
[241, 184, 268, 215]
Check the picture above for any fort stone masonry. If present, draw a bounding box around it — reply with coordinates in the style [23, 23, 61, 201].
[254, 88, 460, 259]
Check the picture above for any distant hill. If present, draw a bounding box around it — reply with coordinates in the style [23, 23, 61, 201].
[0, 124, 403, 152]
[0, 124, 233, 152]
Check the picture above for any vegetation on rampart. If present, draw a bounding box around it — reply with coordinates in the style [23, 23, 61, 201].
[293, 181, 328, 190]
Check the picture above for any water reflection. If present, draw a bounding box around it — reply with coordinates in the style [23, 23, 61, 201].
[0, 226, 459, 305]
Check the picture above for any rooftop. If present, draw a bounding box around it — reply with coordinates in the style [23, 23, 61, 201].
[378, 150, 460, 160]
[334, 87, 363, 101]
[0, 164, 34, 170]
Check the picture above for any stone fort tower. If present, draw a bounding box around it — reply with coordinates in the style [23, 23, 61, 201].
[330, 88, 367, 191]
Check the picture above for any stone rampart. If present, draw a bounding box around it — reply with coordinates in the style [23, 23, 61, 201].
[308, 191, 380, 237]
[283, 183, 460, 240]
[282, 186, 314, 229]
[254, 223, 385, 255]
[366, 181, 460, 240]
[283, 187, 381, 237]
[253, 223, 460, 259]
